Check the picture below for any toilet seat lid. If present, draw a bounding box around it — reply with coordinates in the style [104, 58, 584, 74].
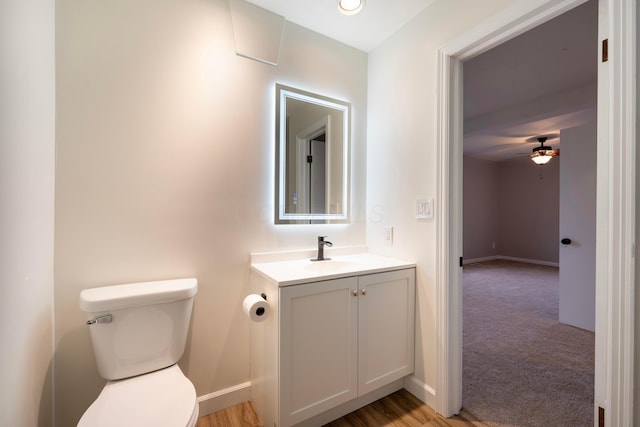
[78, 364, 198, 427]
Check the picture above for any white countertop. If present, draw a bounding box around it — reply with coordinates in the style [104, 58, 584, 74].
[250, 252, 415, 286]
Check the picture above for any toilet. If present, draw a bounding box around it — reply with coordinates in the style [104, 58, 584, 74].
[77, 278, 199, 427]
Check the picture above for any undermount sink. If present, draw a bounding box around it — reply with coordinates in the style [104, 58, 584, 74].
[250, 252, 415, 287]
[304, 260, 354, 272]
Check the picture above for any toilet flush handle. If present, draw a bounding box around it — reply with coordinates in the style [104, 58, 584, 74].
[87, 314, 112, 325]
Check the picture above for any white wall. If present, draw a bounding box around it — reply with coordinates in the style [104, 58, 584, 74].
[367, 0, 516, 402]
[635, 0, 640, 422]
[0, 0, 55, 426]
[54, 0, 367, 425]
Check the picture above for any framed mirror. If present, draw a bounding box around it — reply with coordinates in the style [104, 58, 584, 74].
[275, 84, 350, 224]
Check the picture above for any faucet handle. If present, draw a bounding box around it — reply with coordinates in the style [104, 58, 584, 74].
[318, 236, 333, 247]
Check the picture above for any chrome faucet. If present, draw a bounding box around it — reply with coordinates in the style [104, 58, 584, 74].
[311, 236, 333, 261]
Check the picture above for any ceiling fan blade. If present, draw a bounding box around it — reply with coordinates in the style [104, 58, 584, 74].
[529, 149, 560, 157]
[507, 154, 531, 160]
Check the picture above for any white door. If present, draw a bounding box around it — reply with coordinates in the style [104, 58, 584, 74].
[558, 122, 597, 332]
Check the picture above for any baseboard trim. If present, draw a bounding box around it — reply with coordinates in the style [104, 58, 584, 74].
[200, 377, 437, 422]
[498, 256, 559, 268]
[197, 381, 252, 417]
[463, 255, 558, 268]
[403, 375, 437, 410]
[462, 255, 500, 265]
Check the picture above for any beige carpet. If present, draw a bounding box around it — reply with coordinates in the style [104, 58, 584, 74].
[460, 260, 594, 427]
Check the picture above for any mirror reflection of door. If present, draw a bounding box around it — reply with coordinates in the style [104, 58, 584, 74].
[308, 134, 326, 221]
[294, 117, 329, 222]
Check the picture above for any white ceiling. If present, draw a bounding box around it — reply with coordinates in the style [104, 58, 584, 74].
[248, 0, 598, 162]
[245, 0, 436, 52]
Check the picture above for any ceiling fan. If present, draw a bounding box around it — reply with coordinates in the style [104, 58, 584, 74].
[529, 136, 559, 165]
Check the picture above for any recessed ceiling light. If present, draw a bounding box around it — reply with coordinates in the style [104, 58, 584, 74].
[338, 0, 364, 15]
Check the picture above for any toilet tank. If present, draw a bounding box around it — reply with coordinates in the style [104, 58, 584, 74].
[80, 278, 197, 380]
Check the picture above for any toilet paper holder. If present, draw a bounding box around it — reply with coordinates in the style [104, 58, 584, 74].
[243, 293, 271, 323]
[256, 294, 268, 316]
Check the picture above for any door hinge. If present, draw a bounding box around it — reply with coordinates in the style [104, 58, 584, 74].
[306, 155, 313, 163]
[459, 257, 463, 267]
[602, 39, 608, 62]
[598, 406, 605, 427]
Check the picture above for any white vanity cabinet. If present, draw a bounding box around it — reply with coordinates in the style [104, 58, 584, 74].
[249, 254, 415, 427]
[280, 269, 415, 426]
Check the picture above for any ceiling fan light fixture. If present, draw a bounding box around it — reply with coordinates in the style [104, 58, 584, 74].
[531, 153, 553, 165]
[338, 0, 364, 15]
[529, 136, 557, 165]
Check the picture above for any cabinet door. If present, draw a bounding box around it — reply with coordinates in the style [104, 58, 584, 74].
[280, 277, 358, 426]
[357, 269, 415, 395]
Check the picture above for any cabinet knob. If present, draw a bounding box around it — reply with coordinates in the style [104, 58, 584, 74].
[361, 289, 367, 296]
[352, 290, 358, 296]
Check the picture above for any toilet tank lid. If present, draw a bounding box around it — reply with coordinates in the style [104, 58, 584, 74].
[80, 278, 198, 312]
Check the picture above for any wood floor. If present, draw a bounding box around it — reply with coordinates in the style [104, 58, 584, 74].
[196, 400, 261, 427]
[197, 389, 483, 427]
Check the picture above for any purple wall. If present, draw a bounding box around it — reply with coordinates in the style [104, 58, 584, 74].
[463, 156, 499, 260]
[464, 155, 560, 264]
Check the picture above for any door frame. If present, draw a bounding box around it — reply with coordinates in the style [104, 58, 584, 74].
[296, 116, 329, 214]
[434, 0, 636, 424]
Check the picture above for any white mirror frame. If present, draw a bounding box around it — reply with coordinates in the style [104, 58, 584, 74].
[276, 84, 350, 223]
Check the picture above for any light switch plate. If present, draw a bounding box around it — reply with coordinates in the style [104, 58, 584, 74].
[384, 226, 393, 245]
[416, 198, 434, 220]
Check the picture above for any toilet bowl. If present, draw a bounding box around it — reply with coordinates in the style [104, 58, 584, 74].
[77, 278, 198, 427]
[77, 365, 198, 427]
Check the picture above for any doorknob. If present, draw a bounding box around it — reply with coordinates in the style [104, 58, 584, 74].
[561, 238, 572, 245]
